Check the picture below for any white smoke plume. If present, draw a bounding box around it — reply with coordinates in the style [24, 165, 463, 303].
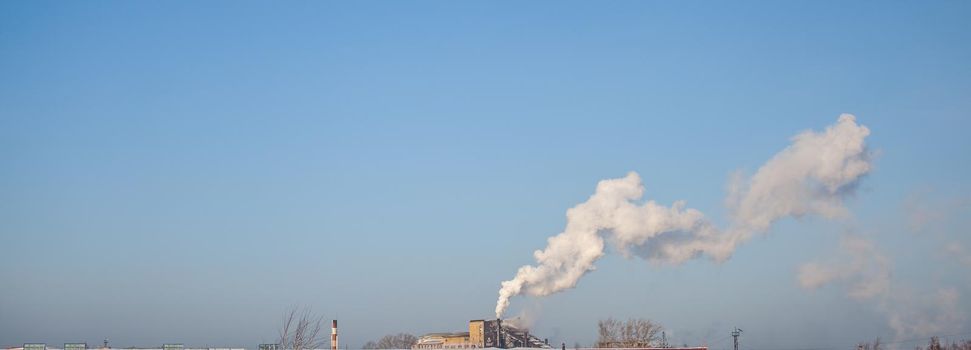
[902, 190, 971, 234]
[798, 236, 966, 342]
[503, 307, 541, 331]
[496, 114, 872, 318]
[725, 114, 871, 239]
[945, 242, 971, 268]
[797, 235, 891, 300]
[885, 288, 966, 341]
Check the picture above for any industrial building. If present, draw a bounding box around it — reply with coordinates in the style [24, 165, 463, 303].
[413, 319, 551, 349]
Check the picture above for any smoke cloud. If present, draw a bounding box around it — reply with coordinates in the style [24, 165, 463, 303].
[797, 235, 891, 299]
[945, 242, 971, 268]
[798, 235, 966, 341]
[496, 114, 872, 318]
[885, 287, 966, 341]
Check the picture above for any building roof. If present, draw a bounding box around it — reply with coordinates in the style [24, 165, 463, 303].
[419, 332, 469, 338]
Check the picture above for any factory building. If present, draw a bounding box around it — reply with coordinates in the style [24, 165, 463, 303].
[414, 319, 551, 349]
[412, 333, 473, 349]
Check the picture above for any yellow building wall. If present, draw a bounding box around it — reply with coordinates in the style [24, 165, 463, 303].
[443, 335, 469, 346]
[468, 320, 484, 347]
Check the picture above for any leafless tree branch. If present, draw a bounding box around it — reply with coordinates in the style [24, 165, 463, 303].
[596, 318, 663, 348]
[278, 306, 326, 350]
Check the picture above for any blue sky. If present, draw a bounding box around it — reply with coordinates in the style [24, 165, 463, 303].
[2, 1, 970, 349]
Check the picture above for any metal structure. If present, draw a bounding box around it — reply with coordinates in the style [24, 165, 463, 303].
[731, 327, 743, 350]
[481, 319, 549, 349]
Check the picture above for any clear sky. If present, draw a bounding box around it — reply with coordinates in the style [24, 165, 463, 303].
[2, 1, 970, 349]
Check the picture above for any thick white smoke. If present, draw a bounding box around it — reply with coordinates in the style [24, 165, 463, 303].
[496, 114, 871, 318]
[495, 171, 717, 317]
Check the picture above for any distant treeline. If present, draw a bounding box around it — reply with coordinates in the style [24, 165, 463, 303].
[362, 334, 417, 349]
[859, 337, 971, 350]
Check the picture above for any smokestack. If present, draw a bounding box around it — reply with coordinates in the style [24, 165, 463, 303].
[331, 320, 338, 350]
[497, 318, 502, 349]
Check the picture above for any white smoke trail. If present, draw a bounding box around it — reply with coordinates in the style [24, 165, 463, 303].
[495, 171, 716, 317]
[797, 235, 891, 300]
[884, 288, 965, 341]
[797, 235, 966, 342]
[496, 114, 871, 318]
[944, 242, 971, 269]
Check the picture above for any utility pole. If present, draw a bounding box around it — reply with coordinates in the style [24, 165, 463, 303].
[731, 328, 743, 350]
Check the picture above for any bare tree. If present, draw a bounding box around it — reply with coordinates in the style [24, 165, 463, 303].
[598, 318, 618, 347]
[363, 333, 418, 349]
[858, 338, 882, 350]
[596, 318, 663, 348]
[883, 338, 971, 350]
[278, 307, 327, 350]
[951, 340, 971, 350]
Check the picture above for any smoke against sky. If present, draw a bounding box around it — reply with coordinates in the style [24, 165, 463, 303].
[4, 2, 971, 347]
[799, 235, 967, 342]
[496, 115, 872, 318]
[797, 235, 892, 300]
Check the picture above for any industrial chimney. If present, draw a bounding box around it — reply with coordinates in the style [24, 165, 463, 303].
[496, 318, 502, 349]
[331, 320, 338, 350]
